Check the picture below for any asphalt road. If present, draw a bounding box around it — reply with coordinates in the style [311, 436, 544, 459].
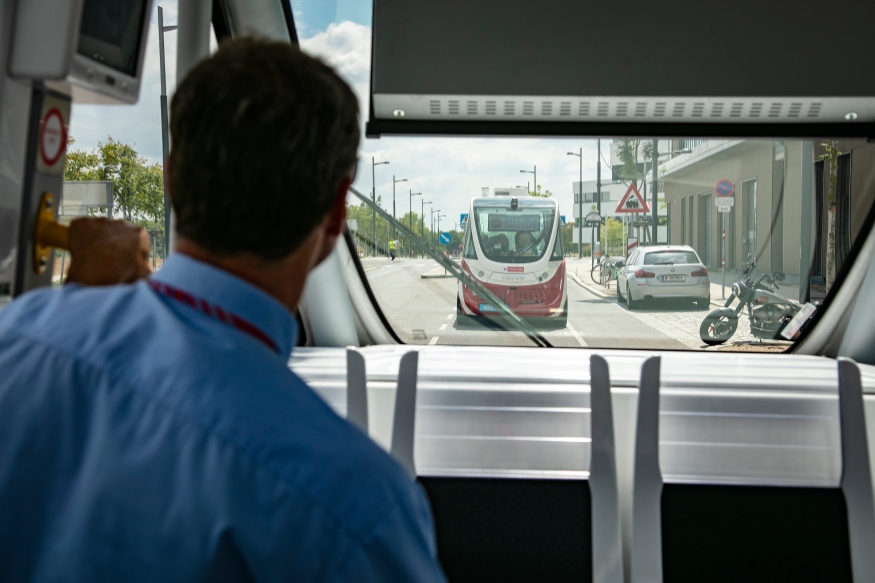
[361, 257, 690, 350]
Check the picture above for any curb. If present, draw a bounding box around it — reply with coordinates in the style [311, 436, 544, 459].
[421, 266, 455, 279]
[569, 272, 613, 298]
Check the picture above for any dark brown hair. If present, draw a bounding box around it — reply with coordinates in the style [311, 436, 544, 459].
[169, 38, 359, 259]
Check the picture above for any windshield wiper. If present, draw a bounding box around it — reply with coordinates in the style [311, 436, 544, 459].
[348, 186, 553, 348]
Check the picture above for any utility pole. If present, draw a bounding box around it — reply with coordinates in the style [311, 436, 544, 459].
[567, 148, 584, 258]
[651, 139, 659, 245]
[372, 158, 389, 256]
[596, 139, 602, 252]
[520, 166, 536, 195]
[158, 6, 177, 258]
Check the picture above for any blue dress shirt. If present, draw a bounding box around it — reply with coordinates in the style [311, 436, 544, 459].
[0, 254, 445, 582]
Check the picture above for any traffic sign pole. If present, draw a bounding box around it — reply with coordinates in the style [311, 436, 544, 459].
[714, 180, 734, 299]
[721, 215, 726, 299]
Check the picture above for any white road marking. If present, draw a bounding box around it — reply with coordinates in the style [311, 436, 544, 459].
[429, 336, 440, 345]
[367, 266, 406, 278]
[416, 263, 426, 267]
[446, 314, 454, 319]
[566, 322, 588, 347]
[439, 324, 448, 331]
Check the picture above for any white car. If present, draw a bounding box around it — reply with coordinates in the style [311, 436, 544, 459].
[616, 245, 710, 309]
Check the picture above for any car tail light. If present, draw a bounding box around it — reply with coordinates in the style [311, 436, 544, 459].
[691, 267, 708, 277]
[634, 269, 655, 278]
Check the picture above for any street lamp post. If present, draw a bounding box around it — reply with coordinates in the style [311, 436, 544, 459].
[372, 158, 389, 256]
[157, 6, 177, 258]
[431, 209, 440, 248]
[567, 148, 583, 258]
[597, 139, 602, 249]
[393, 176, 407, 244]
[520, 166, 536, 195]
[422, 200, 432, 258]
[437, 214, 446, 250]
[409, 190, 422, 256]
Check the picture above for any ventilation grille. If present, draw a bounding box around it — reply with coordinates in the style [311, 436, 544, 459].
[404, 98, 847, 122]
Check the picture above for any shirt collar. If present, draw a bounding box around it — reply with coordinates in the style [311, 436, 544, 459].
[151, 253, 297, 358]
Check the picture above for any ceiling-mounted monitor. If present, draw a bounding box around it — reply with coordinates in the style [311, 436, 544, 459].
[10, 0, 153, 104]
[367, 0, 875, 138]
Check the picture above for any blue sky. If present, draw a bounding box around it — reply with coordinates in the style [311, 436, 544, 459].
[70, 0, 609, 228]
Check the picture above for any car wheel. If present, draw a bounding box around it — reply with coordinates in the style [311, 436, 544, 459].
[695, 296, 710, 310]
[626, 284, 637, 310]
[617, 282, 625, 303]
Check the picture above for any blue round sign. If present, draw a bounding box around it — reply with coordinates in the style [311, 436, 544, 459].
[715, 179, 734, 197]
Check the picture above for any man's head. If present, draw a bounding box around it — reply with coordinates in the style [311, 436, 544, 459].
[169, 38, 359, 308]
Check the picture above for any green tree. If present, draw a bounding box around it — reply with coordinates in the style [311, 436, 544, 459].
[64, 136, 167, 261]
[529, 184, 553, 198]
[600, 217, 625, 257]
[614, 139, 654, 187]
[561, 222, 575, 256]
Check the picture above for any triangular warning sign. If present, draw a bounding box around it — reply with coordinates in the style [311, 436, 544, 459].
[615, 182, 650, 214]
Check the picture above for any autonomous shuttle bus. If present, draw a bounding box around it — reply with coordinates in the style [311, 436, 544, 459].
[458, 193, 567, 325]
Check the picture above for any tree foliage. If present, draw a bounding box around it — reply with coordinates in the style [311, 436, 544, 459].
[64, 136, 166, 261]
[614, 139, 654, 186]
[528, 184, 553, 198]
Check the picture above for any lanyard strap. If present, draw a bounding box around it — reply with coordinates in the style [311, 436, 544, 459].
[147, 279, 279, 354]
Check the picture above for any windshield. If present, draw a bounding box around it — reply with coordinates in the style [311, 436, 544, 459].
[643, 251, 699, 265]
[291, 1, 875, 352]
[473, 204, 555, 263]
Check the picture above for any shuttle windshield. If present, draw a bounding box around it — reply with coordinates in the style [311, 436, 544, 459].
[472, 203, 556, 263]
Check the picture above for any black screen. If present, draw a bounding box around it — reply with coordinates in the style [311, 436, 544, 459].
[78, 0, 147, 77]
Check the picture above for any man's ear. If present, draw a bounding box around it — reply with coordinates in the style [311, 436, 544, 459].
[325, 177, 352, 237]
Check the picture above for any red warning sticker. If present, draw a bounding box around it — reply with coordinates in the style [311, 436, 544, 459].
[39, 107, 67, 167]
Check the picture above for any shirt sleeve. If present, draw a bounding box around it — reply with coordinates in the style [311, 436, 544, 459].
[331, 482, 446, 582]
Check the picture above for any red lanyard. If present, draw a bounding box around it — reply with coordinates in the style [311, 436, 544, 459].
[147, 279, 279, 354]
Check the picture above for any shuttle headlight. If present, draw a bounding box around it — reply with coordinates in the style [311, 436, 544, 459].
[478, 271, 484, 277]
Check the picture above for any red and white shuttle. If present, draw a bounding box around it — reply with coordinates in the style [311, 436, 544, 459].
[457, 192, 567, 325]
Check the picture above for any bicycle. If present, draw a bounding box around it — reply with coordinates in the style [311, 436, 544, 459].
[590, 256, 622, 286]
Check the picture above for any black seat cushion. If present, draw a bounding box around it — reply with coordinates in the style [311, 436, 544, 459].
[419, 476, 591, 582]
[661, 483, 852, 583]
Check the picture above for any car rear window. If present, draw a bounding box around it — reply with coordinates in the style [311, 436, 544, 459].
[643, 251, 699, 265]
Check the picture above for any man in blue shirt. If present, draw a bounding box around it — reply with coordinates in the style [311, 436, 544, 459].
[0, 39, 445, 581]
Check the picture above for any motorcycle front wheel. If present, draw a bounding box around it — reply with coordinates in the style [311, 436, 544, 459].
[699, 312, 739, 345]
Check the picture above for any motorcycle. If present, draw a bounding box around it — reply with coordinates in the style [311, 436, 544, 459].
[699, 254, 803, 346]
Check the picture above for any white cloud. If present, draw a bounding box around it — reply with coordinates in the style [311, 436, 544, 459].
[69, 14, 611, 225]
[300, 21, 609, 224]
[300, 21, 371, 84]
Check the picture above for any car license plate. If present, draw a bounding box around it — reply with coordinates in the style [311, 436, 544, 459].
[479, 303, 496, 312]
[662, 275, 685, 282]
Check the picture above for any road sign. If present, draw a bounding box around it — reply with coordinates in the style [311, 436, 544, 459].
[615, 182, 650, 213]
[715, 179, 735, 197]
[717, 206, 731, 213]
[440, 232, 451, 244]
[460, 213, 468, 229]
[585, 211, 602, 225]
[715, 197, 735, 207]
[560, 215, 566, 226]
